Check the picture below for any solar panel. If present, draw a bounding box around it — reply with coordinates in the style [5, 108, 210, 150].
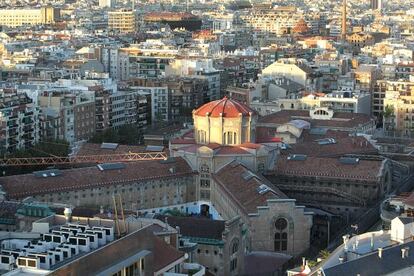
[97, 163, 126, 171]
[287, 154, 307, 161]
[100, 143, 119, 150]
[339, 157, 360, 165]
[33, 169, 62, 178]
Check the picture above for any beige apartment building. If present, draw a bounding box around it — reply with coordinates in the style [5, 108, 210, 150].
[383, 94, 414, 134]
[0, 7, 59, 27]
[108, 9, 136, 34]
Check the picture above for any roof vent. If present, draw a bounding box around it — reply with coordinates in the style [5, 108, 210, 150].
[287, 154, 307, 161]
[160, 157, 176, 164]
[101, 143, 119, 150]
[339, 157, 360, 165]
[145, 145, 164, 152]
[97, 163, 126, 171]
[256, 184, 270, 195]
[33, 169, 62, 178]
[242, 170, 257, 181]
[316, 138, 337, 145]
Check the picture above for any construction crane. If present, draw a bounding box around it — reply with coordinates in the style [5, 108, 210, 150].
[0, 152, 168, 166]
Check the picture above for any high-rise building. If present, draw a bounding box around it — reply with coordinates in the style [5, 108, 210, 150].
[370, 0, 383, 10]
[108, 9, 136, 34]
[0, 90, 40, 154]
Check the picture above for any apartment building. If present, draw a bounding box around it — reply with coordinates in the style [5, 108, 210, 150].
[108, 9, 136, 34]
[0, 7, 59, 27]
[129, 76, 208, 123]
[373, 80, 414, 121]
[38, 90, 95, 144]
[166, 58, 221, 101]
[0, 89, 40, 154]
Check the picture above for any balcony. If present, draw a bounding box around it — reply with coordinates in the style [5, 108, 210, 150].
[164, 263, 205, 276]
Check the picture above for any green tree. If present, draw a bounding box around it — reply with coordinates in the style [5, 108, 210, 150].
[383, 105, 394, 118]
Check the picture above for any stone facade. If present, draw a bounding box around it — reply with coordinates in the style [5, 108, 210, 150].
[211, 174, 312, 256]
[15, 175, 196, 211]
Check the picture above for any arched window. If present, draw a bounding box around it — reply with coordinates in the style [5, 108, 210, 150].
[223, 131, 237, 145]
[230, 239, 239, 272]
[198, 130, 206, 143]
[274, 218, 288, 252]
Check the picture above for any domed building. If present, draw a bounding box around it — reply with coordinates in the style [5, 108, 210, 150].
[169, 97, 312, 259]
[192, 96, 257, 145]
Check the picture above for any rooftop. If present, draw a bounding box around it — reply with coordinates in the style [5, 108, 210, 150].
[213, 161, 287, 215]
[193, 97, 256, 118]
[272, 155, 385, 182]
[258, 109, 374, 129]
[1, 158, 193, 199]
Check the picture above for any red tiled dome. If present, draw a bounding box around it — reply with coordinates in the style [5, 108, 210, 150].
[194, 97, 256, 118]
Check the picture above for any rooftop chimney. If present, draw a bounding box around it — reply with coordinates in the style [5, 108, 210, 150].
[370, 233, 375, 251]
[64, 207, 72, 223]
[378, 247, 383, 258]
[402, 247, 409, 259]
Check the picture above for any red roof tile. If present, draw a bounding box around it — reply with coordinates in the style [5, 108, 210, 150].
[272, 156, 385, 181]
[1, 158, 194, 199]
[216, 146, 250, 155]
[170, 138, 196, 145]
[194, 96, 256, 118]
[213, 162, 287, 214]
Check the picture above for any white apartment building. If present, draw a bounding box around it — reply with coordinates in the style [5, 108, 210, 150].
[166, 58, 221, 101]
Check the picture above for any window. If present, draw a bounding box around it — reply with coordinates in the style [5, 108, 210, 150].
[274, 218, 288, 252]
[230, 239, 239, 272]
[223, 131, 237, 145]
[198, 130, 207, 143]
[200, 164, 211, 200]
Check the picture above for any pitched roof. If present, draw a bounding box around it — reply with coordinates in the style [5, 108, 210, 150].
[1, 158, 194, 199]
[272, 156, 385, 182]
[212, 162, 287, 214]
[76, 143, 158, 156]
[155, 215, 225, 240]
[153, 234, 185, 272]
[322, 240, 414, 276]
[286, 132, 378, 157]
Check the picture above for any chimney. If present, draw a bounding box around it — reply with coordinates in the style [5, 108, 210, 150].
[100, 205, 104, 214]
[402, 247, 409, 259]
[343, 234, 350, 251]
[339, 256, 344, 263]
[378, 247, 383, 258]
[370, 233, 375, 250]
[64, 207, 72, 223]
[302, 257, 306, 267]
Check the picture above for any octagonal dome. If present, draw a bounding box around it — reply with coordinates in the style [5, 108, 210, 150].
[194, 96, 256, 118]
